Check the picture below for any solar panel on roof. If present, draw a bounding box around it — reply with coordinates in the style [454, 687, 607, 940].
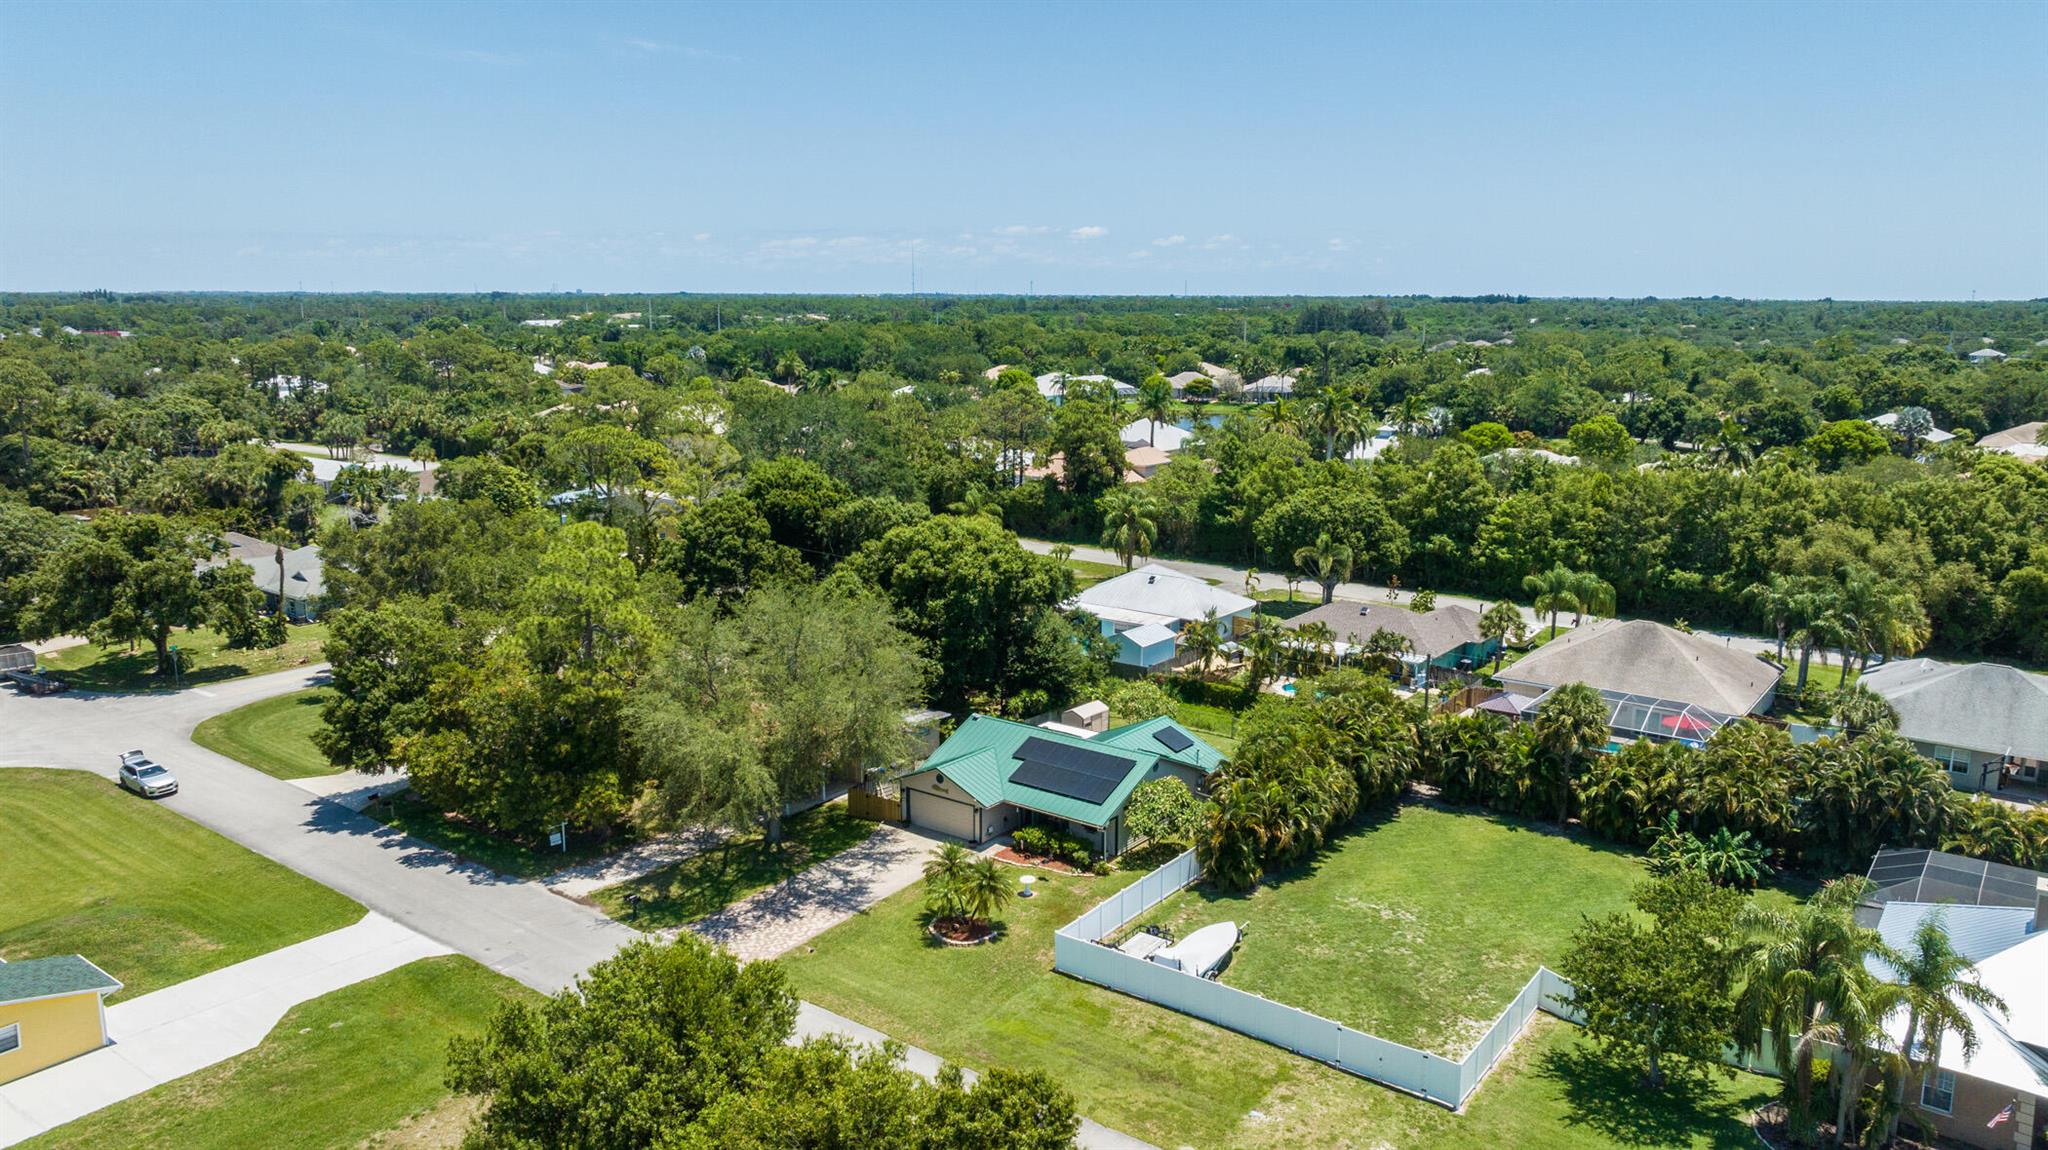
[1153, 727, 1194, 753]
[1009, 737, 1136, 806]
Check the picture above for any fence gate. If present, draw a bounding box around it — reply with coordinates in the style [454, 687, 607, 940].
[847, 779, 902, 822]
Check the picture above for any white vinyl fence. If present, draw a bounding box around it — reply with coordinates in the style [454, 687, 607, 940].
[1054, 849, 1775, 1109]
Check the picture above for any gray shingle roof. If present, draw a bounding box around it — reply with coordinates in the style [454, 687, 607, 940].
[0, 955, 122, 1004]
[1497, 618, 1779, 716]
[1858, 658, 2048, 760]
[207, 532, 325, 602]
[1287, 602, 1485, 659]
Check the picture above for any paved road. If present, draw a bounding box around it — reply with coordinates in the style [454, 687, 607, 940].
[1023, 537, 1783, 658]
[0, 669, 1154, 1149]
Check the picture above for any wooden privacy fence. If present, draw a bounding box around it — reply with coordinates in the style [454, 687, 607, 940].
[846, 783, 901, 822]
[1053, 850, 1780, 1110]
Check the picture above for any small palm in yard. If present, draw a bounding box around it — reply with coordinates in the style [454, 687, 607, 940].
[922, 844, 1010, 942]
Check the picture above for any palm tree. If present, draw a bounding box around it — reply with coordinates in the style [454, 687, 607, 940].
[1531, 681, 1607, 824]
[1520, 563, 1610, 637]
[1097, 489, 1158, 570]
[1261, 396, 1300, 435]
[1303, 386, 1363, 460]
[956, 857, 1013, 930]
[1179, 608, 1224, 678]
[1822, 966, 1905, 1149]
[1705, 416, 1757, 468]
[1478, 600, 1527, 671]
[948, 484, 1004, 523]
[1134, 374, 1178, 446]
[1884, 914, 2008, 1144]
[1733, 879, 1892, 1142]
[1292, 531, 1355, 604]
[1829, 682, 1899, 735]
[922, 841, 975, 927]
[1744, 575, 1802, 662]
[1294, 620, 1338, 673]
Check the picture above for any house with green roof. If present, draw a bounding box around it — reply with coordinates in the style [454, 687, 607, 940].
[896, 713, 1226, 857]
[0, 955, 122, 1084]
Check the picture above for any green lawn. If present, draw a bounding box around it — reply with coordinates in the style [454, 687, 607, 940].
[39, 622, 329, 692]
[779, 825, 1773, 1149]
[592, 803, 880, 928]
[0, 769, 363, 1000]
[190, 687, 340, 779]
[1064, 557, 1129, 589]
[362, 791, 637, 880]
[1172, 699, 1241, 754]
[22, 955, 536, 1150]
[1126, 803, 1646, 1054]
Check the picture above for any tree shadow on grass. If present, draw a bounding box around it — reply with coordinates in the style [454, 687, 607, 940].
[1542, 1043, 1768, 1150]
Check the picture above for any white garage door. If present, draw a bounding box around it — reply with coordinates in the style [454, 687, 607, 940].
[907, 790, 979, 841]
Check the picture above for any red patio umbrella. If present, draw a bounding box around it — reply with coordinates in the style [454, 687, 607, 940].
[1660, 712, 1715, 736]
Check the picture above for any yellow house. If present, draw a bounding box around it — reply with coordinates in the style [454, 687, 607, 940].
[0, 955, 122, 1084]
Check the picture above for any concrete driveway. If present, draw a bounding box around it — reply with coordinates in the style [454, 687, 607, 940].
[686, 823, 942, 962]
[0, 913, 448, 1147]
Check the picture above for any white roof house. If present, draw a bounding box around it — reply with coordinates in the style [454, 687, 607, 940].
[1859, 658, 2048, 771]
[1869, 410, 1957, 444]
[1244, 373, 1296, 400]
[1072, 564, 1256, 630]
[1071, 564, 1257, 671]
[1035, 372, 1133, 404]
[1120, 418, 1193, 452]
[1968, 347, 2008, 362]
[520, 318, 564, 327]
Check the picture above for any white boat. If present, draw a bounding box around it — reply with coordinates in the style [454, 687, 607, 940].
[1147, 921, 1239, 978]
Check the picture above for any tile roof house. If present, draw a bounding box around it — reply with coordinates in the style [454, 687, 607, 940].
[200, 532, 326, 621]
[1860, 849, 2048, 1149]
[1496, 618, 1780, 718]
[1070, 564, 1257, 670]
[1286, 602, 1500, 678]
[0, 955, 122, 1084]
[1979, 421, 2048, 461]
[1033, 372, 1133, 406]
[896, 713, 1225, 857]
[1858, 659, 2048, 793]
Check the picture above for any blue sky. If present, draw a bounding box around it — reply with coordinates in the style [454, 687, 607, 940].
[3, 1, 2043, 298]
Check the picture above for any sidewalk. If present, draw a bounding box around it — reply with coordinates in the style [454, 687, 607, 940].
[0, 913, 449, 1147]
[544, 825, 731, 899]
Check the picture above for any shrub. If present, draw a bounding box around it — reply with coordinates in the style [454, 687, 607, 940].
[1012, 825, 1093, 866]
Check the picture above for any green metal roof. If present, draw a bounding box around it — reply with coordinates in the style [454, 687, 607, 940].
[1095, 716, 1228, 775]
[907, 714, 1225, 827]
[0, 955, 121, 1004]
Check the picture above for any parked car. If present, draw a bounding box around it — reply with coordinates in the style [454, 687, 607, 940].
[117, 750, 178, 798]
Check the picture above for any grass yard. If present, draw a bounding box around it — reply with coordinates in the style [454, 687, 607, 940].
[363, 791, 637, 880]
[1126, 803, 1646, 1055]
[190, 687, 341, 779]
[1172, 699, 1241, 754]
[779, 836, 1773, 1149]
[21, 956, 536, 1150]
[591, 803, 879, 928]
[39, 622, 329, 692]
[0, 769, 363, 999]
[1064, 557, 1129, 589]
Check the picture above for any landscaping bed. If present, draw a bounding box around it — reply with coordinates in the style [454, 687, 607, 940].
[20, 955, 534, 1150]
[38, 622, 329, 692]
[0, 769, 363, 1000]
[191, 687, 341, 779]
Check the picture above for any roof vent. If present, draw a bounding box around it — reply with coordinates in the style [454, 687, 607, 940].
[1147, 575, 1155, 583]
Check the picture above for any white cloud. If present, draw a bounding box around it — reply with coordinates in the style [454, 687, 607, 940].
[1152, 234, 1186, 247]
[693, 232, 712, 242]
[994, 224, 1052, 236]
[1070, 225, 1109, 240]
[1328, 238, 1349, 252]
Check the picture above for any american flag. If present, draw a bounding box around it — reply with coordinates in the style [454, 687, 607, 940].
[1987, 1102, 2014, 1129]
